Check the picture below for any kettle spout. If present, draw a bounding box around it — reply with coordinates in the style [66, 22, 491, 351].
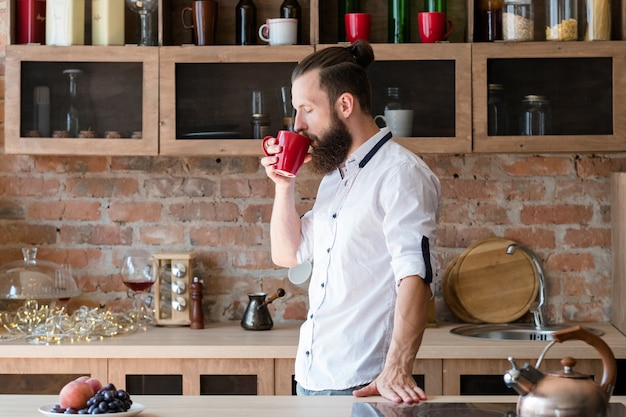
[504, 357, 545, 396]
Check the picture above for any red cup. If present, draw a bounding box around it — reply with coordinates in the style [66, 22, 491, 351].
[262, 130, 310, 177]
[418, 12, 453, 43]
[344, 13, 371, 43]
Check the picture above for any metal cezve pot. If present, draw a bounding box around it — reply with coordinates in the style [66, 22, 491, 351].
[241, 288, 285, 331]
[504, 326, 617, 417]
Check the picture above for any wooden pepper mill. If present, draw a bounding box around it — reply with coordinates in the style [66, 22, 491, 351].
[190, 276, 204, 329]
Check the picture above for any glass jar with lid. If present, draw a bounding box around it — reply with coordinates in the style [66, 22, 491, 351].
[503, 0, 534, 41]
[488, 84, 509, 135]
[520, 95, 551, 135]
[546, 0, 578, 41]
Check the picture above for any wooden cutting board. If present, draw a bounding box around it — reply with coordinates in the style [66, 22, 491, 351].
[442, 237, 540, 323]
[452, 237, 539, 323]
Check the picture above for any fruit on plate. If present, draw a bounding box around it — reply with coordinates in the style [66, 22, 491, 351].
[52, 377, 133, 414]
[59, 379, 94, 410]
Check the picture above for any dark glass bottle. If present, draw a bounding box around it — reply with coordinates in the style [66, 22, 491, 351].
[338, 0, 361, 42]
[388, 0, 410, 43]
[474, 0, 503, 41]
[236, 0, 257, 45]
[280, 0, 301, 44]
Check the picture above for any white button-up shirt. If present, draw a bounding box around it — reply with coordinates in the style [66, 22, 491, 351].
[295, 128, 441, 391]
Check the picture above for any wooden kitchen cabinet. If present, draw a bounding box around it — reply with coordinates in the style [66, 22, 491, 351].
[442, 358, 604, 395]
[4, 46, 159, 155]
[108, 358, 274, 395]
[472, 41, 626, 153]
[0, 358, 107, 394]
[5, 0, 626, 156]
[158, 45, 314, 156]
[274, 358, 444, 395]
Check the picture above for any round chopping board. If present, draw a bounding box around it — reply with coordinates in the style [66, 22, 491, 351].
[453, 237, 539, 323]
[442, 255, 482, 323]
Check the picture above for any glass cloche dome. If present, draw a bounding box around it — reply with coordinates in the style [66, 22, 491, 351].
[0, 247, 80, 300]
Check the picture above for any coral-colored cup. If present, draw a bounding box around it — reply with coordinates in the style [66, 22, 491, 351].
[262, 130, 310, 177]
[418, 12, 453, 43]
[345, 13, 371, 43]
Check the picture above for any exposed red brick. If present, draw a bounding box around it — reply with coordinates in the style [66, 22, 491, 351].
[29, 201, 102, 221]
[242, 204, 273, 223]
[33, 156, 108, 173]
[0, 223, 56, 244]
[168, 202, 238, 222]
[503, 156, 573, 176]
[189, 225, 220, 246]
[66, 177, 138, 198]
[546, 252, 595, 272]
[576, 155, 626, 179]
[232, 250, 275, 269]
[520, 205, 593, 225]
[109, 202, 162, 222]
[221, 178, 252, 198]
[0, 177, 60, 196]
[503, 180, 546, 201]
[473, 202, 510, 224]
[563, 228, 611, 248]
[60, 225, 133, 245]
[502, 228, 556, 249]
[139, 225, 184, 245]
[218, 225, 264, 246]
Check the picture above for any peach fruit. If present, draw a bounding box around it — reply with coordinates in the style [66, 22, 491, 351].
[73, 376, 102, 394]
[59, 380, 94, 410]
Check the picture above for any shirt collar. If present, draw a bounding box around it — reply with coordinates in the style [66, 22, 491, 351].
[343, 128, 392, 175]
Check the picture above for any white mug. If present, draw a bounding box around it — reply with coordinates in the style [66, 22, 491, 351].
[374, 109, 414, 137]
[258, 18, 298, 46]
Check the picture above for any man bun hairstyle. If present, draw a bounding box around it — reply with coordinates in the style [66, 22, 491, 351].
[292, 40, 375, 113]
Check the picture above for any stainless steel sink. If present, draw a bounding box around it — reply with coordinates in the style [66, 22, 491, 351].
[450, 323, 604, 341]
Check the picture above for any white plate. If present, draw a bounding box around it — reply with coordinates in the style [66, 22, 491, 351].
[39, 402, 145, 417]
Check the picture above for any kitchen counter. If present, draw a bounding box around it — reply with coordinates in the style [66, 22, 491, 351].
[5, 395, 626, 417]
[1, 322, 624, 396]
[0, 322, 624, 360]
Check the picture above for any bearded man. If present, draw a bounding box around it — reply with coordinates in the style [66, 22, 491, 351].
[261, 40, 440, 404]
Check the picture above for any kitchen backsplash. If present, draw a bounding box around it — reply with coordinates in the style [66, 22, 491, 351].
[0, 149, 625, 325]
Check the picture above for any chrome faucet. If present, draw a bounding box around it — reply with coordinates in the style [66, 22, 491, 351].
[506, 243, 547, 329]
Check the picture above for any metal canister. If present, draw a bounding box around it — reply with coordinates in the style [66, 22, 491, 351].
[520, 95, 551, 135]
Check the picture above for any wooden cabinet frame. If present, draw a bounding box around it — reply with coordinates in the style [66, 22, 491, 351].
[108, 358, 274, 395]
[274, 358, 443, 396]
[442, 358, 604, 395]
[472, 41, 626, 153]
[4, 45, 159, 155]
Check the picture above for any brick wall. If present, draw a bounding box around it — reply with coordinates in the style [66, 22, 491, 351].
[0, 149, 625, 325]
[0, 8, 625, 325]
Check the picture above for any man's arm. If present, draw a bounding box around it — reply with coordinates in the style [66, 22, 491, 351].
[269, 180, 302, 267]
[353, 275, 432, 403]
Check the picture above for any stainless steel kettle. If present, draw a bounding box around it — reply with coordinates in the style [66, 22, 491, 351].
[504, 326, 617, 417]
[240, 288, 285, 331]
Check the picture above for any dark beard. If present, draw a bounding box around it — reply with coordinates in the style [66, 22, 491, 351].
[309, 113, 353, 175]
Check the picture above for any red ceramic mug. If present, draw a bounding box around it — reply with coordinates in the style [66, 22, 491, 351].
[344, 13, 371, 43]
[418, 12, 453, 43]
[262, 130, 310, 177]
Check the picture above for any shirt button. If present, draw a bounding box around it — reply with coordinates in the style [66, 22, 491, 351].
[310, 314, 313, 319]
[326, 248, 330, 253]
[305, 351, 310, 356]
[321, 283, 324, 288]
[332, 213, 337, 218]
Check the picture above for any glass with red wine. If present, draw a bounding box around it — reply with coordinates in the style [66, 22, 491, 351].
[121, 255, 158, 330]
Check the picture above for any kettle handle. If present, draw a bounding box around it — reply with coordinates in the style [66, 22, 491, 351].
[551, 325, 617, 396]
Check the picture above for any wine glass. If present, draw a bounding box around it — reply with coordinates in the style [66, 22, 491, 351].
[125, 0, 158, 46]
[121, 255, 158, 330]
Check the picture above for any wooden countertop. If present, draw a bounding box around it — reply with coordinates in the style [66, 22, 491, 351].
[5, 395, 626, 417]
[1, 322, 625, 360]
